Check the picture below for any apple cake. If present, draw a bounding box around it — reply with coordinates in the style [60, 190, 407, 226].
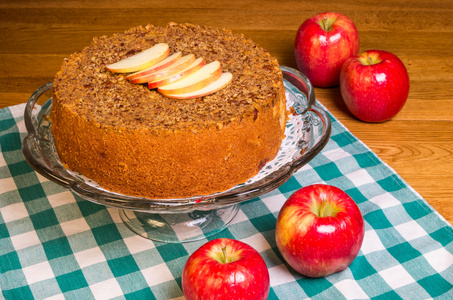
[51, 22, 287, 198]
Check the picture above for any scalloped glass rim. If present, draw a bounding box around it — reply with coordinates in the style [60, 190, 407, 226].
[22, 66, 331, 213]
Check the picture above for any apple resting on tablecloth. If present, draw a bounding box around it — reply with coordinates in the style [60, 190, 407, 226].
[275, 184, 365, 278]
[182, 238, 270, 300]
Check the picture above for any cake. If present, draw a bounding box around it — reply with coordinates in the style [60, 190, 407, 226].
[51, 22, 287, 199]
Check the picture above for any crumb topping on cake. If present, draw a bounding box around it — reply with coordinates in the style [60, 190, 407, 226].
[51, 22, 287, 198]
[53, 23, 283, 131]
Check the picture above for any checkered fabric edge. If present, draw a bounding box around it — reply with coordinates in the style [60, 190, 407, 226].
[1, 103, 452, 300]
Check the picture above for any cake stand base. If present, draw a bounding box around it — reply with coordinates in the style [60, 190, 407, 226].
[119, 204, 240, 243]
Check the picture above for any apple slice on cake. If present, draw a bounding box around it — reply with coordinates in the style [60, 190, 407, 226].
[147, 57, 206, 89]
[130, 54, 197, 84]
[125, 51, 182, 80]
[106, 43, 170, 73]
[158, 61, 223, 95]
[162, 72, 233, 99]
[108, 47, 232, 98]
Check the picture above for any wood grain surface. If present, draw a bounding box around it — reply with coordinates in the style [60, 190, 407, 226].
[1, 0, 451, 225]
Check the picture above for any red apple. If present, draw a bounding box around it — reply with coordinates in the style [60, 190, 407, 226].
[275, 184, 364, 278]
[294, 12, 359, 87]
[340, 50, 410, 122]
[182, 238, 270, 300]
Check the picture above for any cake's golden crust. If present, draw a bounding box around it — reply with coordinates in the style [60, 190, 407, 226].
[51, 23, 286, 198]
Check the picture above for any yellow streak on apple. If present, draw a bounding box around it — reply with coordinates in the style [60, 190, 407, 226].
[186, 256, 225, 290]
[277, 205, 315, 248]
[208, 244, 243, 264]
[357, 51, 383, 65]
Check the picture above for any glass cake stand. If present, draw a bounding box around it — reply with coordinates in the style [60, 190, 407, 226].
[22, 66, 331, 243]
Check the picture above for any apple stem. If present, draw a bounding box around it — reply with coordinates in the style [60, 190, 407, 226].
[368, 56, 373, 65]
[221, 246, 229, 263]
[319, 199, 327, 217]
[322, 17, 328, 31]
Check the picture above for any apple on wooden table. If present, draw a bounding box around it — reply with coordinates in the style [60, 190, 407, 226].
[275, 184, 365, 278]
[340, 50, 410, 122]
[105, 43, 170, 73]
[182, 238, 270, 300]
[294, 12, 359, 87]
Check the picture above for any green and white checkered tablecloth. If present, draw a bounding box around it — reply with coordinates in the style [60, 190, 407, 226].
[1, 103, 452, 299]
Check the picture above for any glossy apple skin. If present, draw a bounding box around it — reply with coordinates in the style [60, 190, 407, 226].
[294, 12, 359, 87]
[182, 238, 270, 300]
[340, 50, 410, 122]
[276, 184, 364, 278]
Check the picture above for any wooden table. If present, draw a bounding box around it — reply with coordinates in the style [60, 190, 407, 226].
[1, 0, 451, 225]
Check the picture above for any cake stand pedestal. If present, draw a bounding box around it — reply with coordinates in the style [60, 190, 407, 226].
[119, 205, 239, 243]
